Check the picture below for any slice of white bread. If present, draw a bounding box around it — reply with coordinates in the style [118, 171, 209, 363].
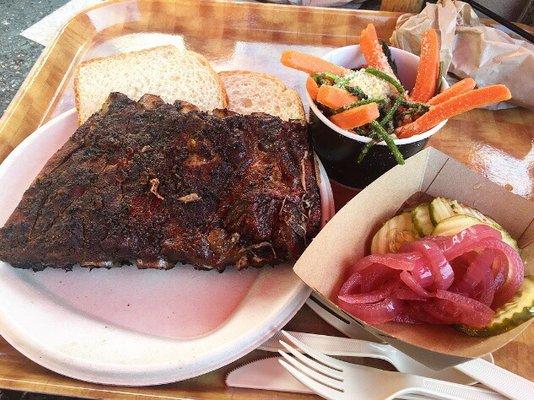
[219, 70, 305, 122]
[74, 45, 227, 124]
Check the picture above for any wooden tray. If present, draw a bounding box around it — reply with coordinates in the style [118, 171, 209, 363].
[0, 0, 532, 398]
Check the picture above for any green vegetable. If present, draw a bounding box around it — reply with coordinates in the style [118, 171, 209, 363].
[365, 67, 405, 94]
[386, 119, 395, 134]
[380, 40, 398, 76]
[371, 212, 419, 254]
[380, 96, 402, 126]
[334, 74, 352, 86]
[357, 140, 376, 163]
[399, 98, 430, 112]
[312, 72, 342, 85]
[333, 75, 369, 99]
[370, 121, 404, 165]
[354, 127, 368, 136]
[412, 203, 434, 236]
[429, 197, 518, 249]
[342, 83, 369, 99]
[357, 131, 379, 163]
[457, 276, 534, 337]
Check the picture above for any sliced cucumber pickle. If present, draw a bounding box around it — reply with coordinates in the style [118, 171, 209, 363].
[371, 212, 419, 254]
[429, 197, 456, 225]
[412, 203, 434, 236]
[457, 276, 534, 337]
[429, 197, 518, 250]
[432, 214, 481, 237]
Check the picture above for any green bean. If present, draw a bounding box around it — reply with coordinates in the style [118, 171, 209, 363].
[334, 75, 352, 86]
[357, 136, 378, 163]
[354, 127, 366, 136]
[365, 67, 405, 94]
[333, 72, 370, 99]
[399, 98, 430, 112]
[342, 84, 368, 99]
[312, 72, 342, 85]
[380, 40, 398, 76]
[387, 119, 395, 134]
[370, 121, 404, 165]
[380, 96, 402, 126]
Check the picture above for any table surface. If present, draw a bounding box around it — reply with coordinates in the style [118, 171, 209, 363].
[0, 0, 532, 398]
[0, 0, 71, 115]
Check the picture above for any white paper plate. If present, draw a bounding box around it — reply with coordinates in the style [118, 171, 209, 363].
[0, 109, 334, 386]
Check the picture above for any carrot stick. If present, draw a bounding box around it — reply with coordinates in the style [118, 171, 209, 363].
[316, 85, 358, 109]
[330, 103, 380, 130]
[411, 29, 440, 103]
[428, 78, 476, 105]
[280, 50, 347, 76]
[397, 85, 511, 138]
[306, 77, 320, 100]
[359, 23, 395, 77]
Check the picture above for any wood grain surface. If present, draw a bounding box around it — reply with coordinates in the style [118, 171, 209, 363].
[0, 0, 532, 398]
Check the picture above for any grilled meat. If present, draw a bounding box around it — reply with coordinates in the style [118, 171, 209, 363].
[0, 93, 321, 271]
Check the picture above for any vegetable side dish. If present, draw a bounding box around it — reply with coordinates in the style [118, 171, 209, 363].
[281, 24, 512, 164]
[336, 197, 533, 337]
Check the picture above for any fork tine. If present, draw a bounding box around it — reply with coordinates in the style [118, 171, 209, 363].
[279, 349, 344, 391]
[279, 340, 343, 381]
[281, 331, 344, 370]
[279, 359, 344, 400]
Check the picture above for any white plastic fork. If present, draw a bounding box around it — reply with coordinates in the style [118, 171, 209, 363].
[278, 331, 507, 400]
[260, 330, 493, 385]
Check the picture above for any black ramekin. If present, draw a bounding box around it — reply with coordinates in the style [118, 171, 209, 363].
[310, 111, 429, 188]
[307, 45, 448, 189]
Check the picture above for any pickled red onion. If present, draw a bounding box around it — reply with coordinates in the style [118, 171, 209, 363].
[400, 270, 432, 297]
[337, 296, 403, 324]
[402, 240, 454, 290]
[338, 279, 398, 304]
[336, 224, 524, 327]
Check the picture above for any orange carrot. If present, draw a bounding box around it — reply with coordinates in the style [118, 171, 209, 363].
[306, 77, 320, 100]
[330, 103, 380, 130]
[280, 50, 347, 76]
[359, 23, 395, 77]
[316, 85, 358, 109]
[411, 29, 440, 103]
[397, 85, 511, 138]
[428, 78, 476, 105]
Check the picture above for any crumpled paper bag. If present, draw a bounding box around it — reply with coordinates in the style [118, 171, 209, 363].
[390, 0, 534, 109]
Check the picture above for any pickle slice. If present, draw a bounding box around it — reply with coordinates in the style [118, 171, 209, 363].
[429, 197, 518, 250]
[412, 203, 434, 236]
[370, 212, 419, 254]
[432, 214, 481, 237]
[457, 276, 534, 337]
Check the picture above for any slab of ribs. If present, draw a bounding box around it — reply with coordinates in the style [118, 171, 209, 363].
[0, 93, 321, 271]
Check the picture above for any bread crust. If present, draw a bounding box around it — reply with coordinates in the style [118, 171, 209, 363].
[219, 70, 305, 122]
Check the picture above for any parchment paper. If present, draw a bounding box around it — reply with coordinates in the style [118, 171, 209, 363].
[390, 0, 534, 110]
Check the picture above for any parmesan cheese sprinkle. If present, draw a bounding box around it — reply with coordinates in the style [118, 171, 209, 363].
[345, 70, 394, 100]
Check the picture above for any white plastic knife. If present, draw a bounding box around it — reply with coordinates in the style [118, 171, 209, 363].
[226, 357, 313, 394]
[226, 357, 438, 400]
